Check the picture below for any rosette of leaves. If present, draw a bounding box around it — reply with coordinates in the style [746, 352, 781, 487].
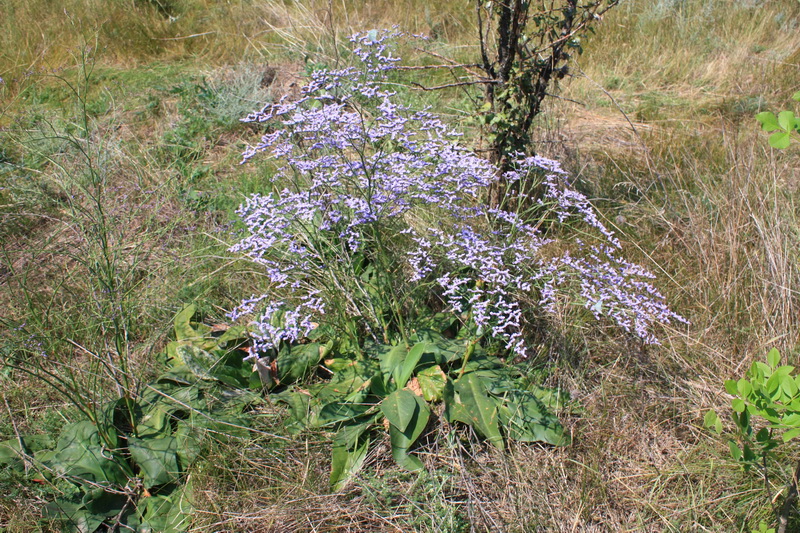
[273, 325, 569, 491]
[0, 305, 261, 532]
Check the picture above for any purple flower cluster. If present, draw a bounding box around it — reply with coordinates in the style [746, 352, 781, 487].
[231, 31, 686, 357]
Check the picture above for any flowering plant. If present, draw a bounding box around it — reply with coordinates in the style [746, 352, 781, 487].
[230, 30, 686, 484]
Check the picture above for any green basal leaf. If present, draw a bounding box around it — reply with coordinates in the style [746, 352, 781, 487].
[274, 389, 314, 430]
[0, 439, 26, 472]
[174, 420, 203, 467]
[317, 368, 372, 404]
[387, 393, 429, 471]
[330, 432, 370, 491]
[173, 304, 198, 342]
[381, 389, 419, 433]
[724, 379, 739, 396]
[333, 421, 373, 451]
[137, 481, 194, 533]
[379, 343, 408, 389]
[452, 373, 504, 450]
[428, 336, 467, 365]
[214, 325, 248, 346]
[417, 365, 447, 402]
[176, 345, 217, 380]
[496, 390, 568, 446]
[45, 503, 105, 533]
[395, 342, 428, 388]
[318, 401, 373, 426]
[128, 436, 180, 488]
[136, 405, 173, 438]
[277, 342, 323, 383]
[47, 421, 128, 485]
[81, 488, 127, 521]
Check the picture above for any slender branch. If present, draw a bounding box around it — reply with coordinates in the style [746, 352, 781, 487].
[410, 79, 502, 91]
[778, 458, 800, 533]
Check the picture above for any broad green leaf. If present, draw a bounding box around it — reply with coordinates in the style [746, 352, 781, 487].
[333, 422, 372, 450]
[325, 357, 358, 372]
[277, 343, 323, 383]
[81, 487, 127, 520]
[731, 398, 746, 413]
[742, 444, 757, 462]
[387, 394, 430, 471]
[0, 439, 26, 472]
[781, 374, 799, 398]
[330, 434, 370, 491]
[395, 342, 428, 388]
[137, 482, 194, 533]
[136, 405, 173, 438]
[460, 350, 502, 374]
[429, 337, 467, 364]
[174, 421, 203, 467]
[417, 365, 447, 402]
[214, 325, 248, 346]
[767, 348, 781, 368]
[724, 379, 738, 395]
[783, 428, 800, 443]
[176, 345, 217, 380]
[792, 91, 800, 102]
[210, 350, 257, 388]
[317, 368, 371, 404]
[756, 111, 779, 131]
[766, 368, 794, 399]
[381, 389, 419, 432]
[0, 435, 51, 471]
[173, 304, 198, 342]
[729, 441, 743, 461]
[379, 344, 408, 388]
[128, 436, 180, 488]
[755, 427, 771, 443]
[781, 413, 800, 427]
[318, 401, 372, 426]
[496, 390, 568, 446]
[769, 131, 791, 149]
[44, 503, 105, 533]
[274, 390, 313, 429]
[778, 110, 796, 131]
[47, 421, 128, 485]
[737, 379, 752, 398]
[453, 373, 504, 450]
[703, 410, 717, 428]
